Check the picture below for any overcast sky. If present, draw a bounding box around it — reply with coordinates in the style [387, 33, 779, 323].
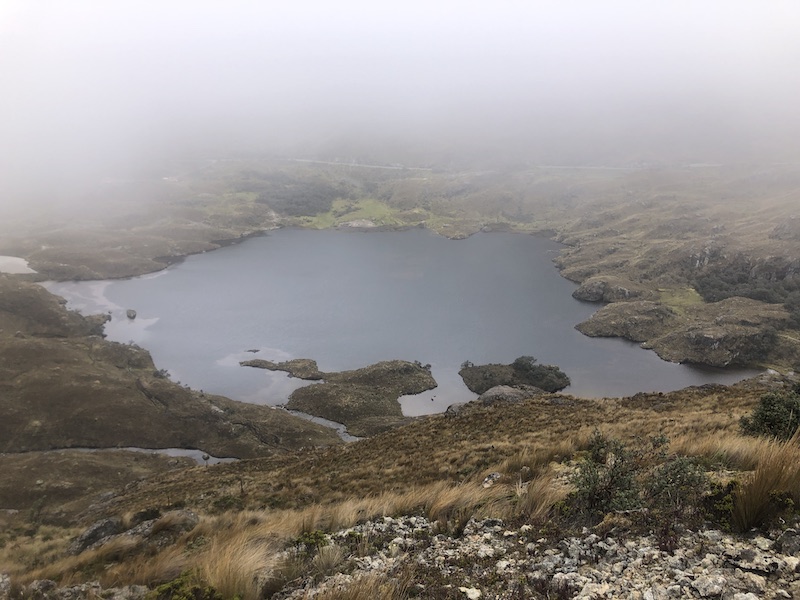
[2, 1, 800, 204]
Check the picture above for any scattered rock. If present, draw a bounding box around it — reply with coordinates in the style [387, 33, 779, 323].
[13, 580, 148, 600]
[693, 574, 727, 597]
[126, 309, 137, 320]
[482, 472, 502, 488]
[22, 516, 800, 600]
[776, 528, 800, 555]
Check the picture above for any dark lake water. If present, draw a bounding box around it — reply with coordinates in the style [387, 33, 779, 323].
[47, 228, 757, 415]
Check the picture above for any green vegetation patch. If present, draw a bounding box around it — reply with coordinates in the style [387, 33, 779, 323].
[658, 286, 704, 315]
[298, 198, 414, 229]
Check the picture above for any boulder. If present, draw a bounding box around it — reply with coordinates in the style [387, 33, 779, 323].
[478, 385, 543, 405]
[68, 517, 122, 555]
[445, 402, 467, 416]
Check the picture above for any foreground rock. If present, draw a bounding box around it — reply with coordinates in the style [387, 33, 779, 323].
[241, 517, 800, 599]
[243, 359, 437, 437]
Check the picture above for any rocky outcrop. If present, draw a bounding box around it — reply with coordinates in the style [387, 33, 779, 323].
[572, 276, 656, 303]
[577, 297, 794, 368]
[67, 517, 122, 555]
[650, 324, 777, 367]
[576, 301, 679, 342]
[5, 580, 148, 600]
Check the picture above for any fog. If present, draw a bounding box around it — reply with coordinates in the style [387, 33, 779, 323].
[2, 1, 800, 211]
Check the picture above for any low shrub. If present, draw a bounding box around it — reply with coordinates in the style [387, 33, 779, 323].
[741, 386, 800, 440]
[567, 432, 710, 533]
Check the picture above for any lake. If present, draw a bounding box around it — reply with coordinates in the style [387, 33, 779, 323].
[46, 228, 757, 416]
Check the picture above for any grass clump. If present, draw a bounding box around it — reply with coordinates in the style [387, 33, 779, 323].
[732, 429, 800, 532]
[148, 571, 223, 600]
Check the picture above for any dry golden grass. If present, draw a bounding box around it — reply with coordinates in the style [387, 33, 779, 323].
[498, 441, 576, 482]
[0, 526, 79, 577]
[670, 432, 764, 471]
[300, 571, 410, 600]
[18, 535, 141, 585]
[102, 545, 188, 587]
[311, 544, 347, 580]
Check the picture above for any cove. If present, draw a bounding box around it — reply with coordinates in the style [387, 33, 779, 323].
[46, 228, 757, 415]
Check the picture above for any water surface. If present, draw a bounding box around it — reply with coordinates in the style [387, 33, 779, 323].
[0, 255, 36, 274]
[46, 229, 756, 414]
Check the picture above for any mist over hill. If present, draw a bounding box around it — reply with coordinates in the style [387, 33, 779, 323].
[2, 1, 800, 218]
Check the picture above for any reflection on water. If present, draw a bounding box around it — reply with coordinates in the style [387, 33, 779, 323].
[68, 446, 237, 465]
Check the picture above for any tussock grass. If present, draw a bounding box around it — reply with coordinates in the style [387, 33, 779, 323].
[311, 544, 347, 580]
[5, 380, 777, 592]
[200, 532, 280, 600]
[514, 472, 569, 521]
[732, 430, 800, 532]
